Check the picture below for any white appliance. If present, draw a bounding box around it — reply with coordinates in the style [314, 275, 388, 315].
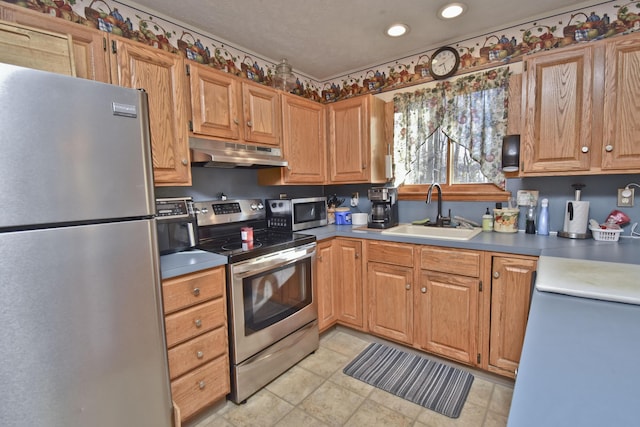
[0, 63, 172, 426]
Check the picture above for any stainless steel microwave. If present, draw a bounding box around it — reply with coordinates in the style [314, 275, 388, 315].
[155, 197, 198, 255]
[266, 197, 328, 231]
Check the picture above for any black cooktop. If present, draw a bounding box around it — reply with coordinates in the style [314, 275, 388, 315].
[197, 221, 315, 263]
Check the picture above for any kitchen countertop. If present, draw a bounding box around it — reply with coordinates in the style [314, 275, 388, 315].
[508, 288, 640, 427]
[160, 249, 226, 279]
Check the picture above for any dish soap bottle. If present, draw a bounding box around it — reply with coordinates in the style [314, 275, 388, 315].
[538, 198, 550, 236]
[482, 208, 493, 232]
[525, 202, 536, 234]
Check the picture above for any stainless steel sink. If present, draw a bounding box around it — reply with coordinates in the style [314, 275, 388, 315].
[380, 224, 482, 241]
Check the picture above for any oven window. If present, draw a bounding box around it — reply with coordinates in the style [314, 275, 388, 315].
[293, 202, 325, 224]
[242, 257, 312, 335]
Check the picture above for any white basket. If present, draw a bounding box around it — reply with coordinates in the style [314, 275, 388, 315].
[589, 226, 622, 242]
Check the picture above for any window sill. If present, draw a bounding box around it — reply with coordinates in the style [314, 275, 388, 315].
[398, 184, 511, 202]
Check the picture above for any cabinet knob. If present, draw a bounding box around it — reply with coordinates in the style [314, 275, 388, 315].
[196, 351, 204, 359]
[581, 146, 589, 153]
[355, 253, 360, 259]
[247, 120, 253, 127]
[233, 118, 239, 125]
[181, 158, 188, 166]
[192, 287, 200, 296]
[493, 271, 500, 279]
[318, 255, 323, 262]
[194, 319, 202, 328]
[198, 380, 206, 390]
[421, 287, 427, 293]
[405, 284, 411, 290]
[605, 144, 614, 152]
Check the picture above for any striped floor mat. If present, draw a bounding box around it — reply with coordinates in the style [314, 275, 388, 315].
[343, 343, 474, 418]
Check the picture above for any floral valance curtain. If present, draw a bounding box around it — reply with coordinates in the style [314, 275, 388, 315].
[393, 67, 511, 188]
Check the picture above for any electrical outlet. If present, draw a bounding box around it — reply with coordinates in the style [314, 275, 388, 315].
[350, 192, 359, 207]
[618, 188, 634, 207]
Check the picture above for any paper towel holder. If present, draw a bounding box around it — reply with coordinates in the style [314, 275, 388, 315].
[501, 135, 520, 172]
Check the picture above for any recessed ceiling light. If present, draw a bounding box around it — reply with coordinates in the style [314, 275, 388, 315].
[386, 23, 410, 37]
[438, 3, 467, 19]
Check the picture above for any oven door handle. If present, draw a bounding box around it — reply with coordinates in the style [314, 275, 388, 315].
[231, 243, 316, 278]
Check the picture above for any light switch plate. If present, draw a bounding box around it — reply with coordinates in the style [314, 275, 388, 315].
[618, 188, 634, 207]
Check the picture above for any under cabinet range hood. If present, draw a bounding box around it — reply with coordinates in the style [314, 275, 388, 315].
[189, 137, 288, 168]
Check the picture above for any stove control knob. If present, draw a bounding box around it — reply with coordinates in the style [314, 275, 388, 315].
[250, 203, 257, 210]
[257, 202, 264, 210]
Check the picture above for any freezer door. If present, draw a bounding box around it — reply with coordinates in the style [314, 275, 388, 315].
[0, 63, 155, 228]
[0, 220, 172, 427]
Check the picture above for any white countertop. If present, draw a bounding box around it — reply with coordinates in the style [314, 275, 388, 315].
[536, 255, 640, 305]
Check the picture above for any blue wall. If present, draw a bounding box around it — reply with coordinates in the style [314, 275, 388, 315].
[156, 168, 640, 237]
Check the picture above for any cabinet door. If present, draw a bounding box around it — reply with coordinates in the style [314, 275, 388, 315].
[1, 3, 109, 82]
[188, 62, 240, 140]
[522, 45, 594, 174]
[602, 33, 640, 171]
[241, 81, 281, 146]
[280, 93, 326, 183]
[328, 96, 369, 182]
[110, 36, 191, 186]
[488, 256, 537, 377]
[368, 262, 413, 344]
[315, 240, 337, 332]
[416, 271, 478, 365]
[334, 239, 364, 329]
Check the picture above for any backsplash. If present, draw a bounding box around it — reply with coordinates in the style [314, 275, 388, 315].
[156, 168, 640, 237]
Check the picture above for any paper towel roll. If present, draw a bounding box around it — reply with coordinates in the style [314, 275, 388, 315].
[385, 154, 392, 179]
[563, 201, 589, 234]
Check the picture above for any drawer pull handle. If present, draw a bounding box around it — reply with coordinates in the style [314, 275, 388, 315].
[198, 380, 206, 390]
[605, 144, 614, 152]
[405, 284, 411, 290]
[421, 287, 427, 293]
[247, 120, 253, 127]
[493, 271, 500, 279]
[196, 351, 204, 359]
[193, 287, 200, 296]
[194, 319, 202, 328]
[581, 146, 589, 153]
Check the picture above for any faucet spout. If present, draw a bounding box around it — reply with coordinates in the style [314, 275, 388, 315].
[426, 183, 444, 226]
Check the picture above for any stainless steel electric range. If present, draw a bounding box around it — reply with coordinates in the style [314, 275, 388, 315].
[193, 199, 319, 404]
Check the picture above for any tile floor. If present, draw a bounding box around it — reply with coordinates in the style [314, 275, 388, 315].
[188, 327, 514, 427]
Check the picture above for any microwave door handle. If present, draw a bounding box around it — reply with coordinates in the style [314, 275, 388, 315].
[187, 222, 196, 246]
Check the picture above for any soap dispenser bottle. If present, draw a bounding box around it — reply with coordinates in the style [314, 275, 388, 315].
[482, 208, 493, 232]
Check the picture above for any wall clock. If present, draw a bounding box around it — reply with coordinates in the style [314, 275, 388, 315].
[429, 46, 460, 80]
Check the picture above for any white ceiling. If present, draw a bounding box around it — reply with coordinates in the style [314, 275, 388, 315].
[127, 0, 605, 81]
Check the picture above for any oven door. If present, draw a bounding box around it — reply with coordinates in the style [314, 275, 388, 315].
[228, 242, 317, 364]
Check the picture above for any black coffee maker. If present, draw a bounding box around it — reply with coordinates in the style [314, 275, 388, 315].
[368, 187, 399, 229]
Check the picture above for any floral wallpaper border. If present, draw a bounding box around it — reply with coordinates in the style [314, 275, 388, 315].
[4, 0, 639, 102]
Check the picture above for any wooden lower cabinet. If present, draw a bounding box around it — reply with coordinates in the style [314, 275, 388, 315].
[483, 254, 537, 378]
[162, 267, 229, 422]
[334, 238, 365, 329]
[315, 239, 337, 332]
[415, 270, 479, 365]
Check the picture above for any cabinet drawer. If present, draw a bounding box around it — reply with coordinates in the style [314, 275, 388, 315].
[168, 327, 227, 380]
[171, 356, 230, 421]
[367, 241, 414, 267]
[163, 267, 225, 314]
[165, 298, 226, 348]
[420, 246, 481, 277]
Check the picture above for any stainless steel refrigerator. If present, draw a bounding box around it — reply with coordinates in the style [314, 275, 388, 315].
[0, 63, 173, 427]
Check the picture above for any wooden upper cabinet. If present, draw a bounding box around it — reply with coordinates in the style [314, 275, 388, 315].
[188, 62, 240, 140]
[241, 80, 281, 146]
[602, 32, 640, 171]
[0, 3, 109, 82]
[328, 94, 386, 183]
[258, 93, 326, 184]
[522, 45, 594, 174]
[109, 36, 191, 186]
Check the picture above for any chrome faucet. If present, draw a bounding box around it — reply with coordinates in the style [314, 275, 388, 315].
[426, 183, 449, 227]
